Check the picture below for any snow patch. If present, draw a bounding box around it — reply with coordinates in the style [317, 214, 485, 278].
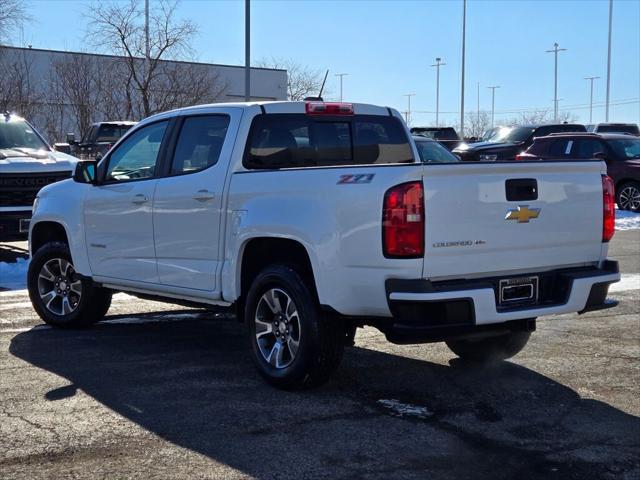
[0, 258, 29, 290]
[615, 208, 640, 231]
[609, 273, 640, 293]
[377, 399, 432, 419]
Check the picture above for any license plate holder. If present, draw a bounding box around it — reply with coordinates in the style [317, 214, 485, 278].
[19, 218, 30, 233]
[499, 276, 539, 306]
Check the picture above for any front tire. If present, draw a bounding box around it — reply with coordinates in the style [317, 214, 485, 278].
[28, 242, 112, 328]
[245, 264, 344, 389]
[616, 181, 640, 212]
[446, 331, 531, 362]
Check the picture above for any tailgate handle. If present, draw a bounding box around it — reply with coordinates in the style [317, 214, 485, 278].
[506, 178, 538, 201]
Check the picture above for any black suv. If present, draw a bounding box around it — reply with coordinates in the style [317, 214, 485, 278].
[453, 124, 586, 161]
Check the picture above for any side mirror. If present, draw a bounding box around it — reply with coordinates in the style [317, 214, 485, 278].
[66, 132, 77, 145]
[594, 152, 608, 162]
[73, 161, 97, 184]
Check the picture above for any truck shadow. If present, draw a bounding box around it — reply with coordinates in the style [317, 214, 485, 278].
[9, 317, 640, 479]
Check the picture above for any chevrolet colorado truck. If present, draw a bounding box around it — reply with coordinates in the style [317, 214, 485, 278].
[27, 101, 620, 389]
[0, 114, 78, 240]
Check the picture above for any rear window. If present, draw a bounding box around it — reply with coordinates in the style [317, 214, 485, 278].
[596, 125, 640, 135]
[96, 125, 134, 143]
[244, 114, 414, 169]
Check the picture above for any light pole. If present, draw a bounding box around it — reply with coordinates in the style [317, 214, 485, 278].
[546, 42, 567, 122]
[244, 0, 250, 101]
[403, 93, 416, 126]
[487, 85, 500, 128]
[335, 73, 349, 102]
[605, 0, 613, 121]
[584, 76, 601, 124]
[477, 82, 480, 130]
[460, 0, 467, 137]
[431, 57, 445, 126]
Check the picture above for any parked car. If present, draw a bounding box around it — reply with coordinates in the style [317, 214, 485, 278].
[410, 127, 462, 151]
[54, 121, 137, 161]
[586, 123, 639, 136]
[412, 135, 460, 163]
[0, 113, 78, 240]
[28, 101, 619, 389]
[518, 132, 640, 211]
[453, 124, 587, 161]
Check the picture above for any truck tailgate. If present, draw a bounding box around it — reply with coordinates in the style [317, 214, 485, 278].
[422, 161, 606, 279]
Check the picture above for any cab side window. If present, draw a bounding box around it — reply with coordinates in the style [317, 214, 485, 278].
[105, 121, 168, 182]
[170, 115, 230, 175]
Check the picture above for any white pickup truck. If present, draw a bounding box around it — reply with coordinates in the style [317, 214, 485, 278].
[27, 101, 620, 389]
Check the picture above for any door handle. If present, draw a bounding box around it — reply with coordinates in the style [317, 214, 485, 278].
[192, 189, 215, 201]
[131, 193, 149, 204]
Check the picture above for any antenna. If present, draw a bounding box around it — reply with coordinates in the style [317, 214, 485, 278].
[318, 69, 329, 98]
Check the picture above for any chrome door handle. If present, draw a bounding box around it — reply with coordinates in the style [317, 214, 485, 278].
[131, 194, 148, 204]
[192, 189, 215, 201]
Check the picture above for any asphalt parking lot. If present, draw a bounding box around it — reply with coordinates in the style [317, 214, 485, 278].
[0, 232, 638, 480]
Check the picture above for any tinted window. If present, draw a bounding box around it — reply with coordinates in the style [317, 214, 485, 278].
[608, 138, 640, 159]
[245, 114, 413, 169]
[546, 139, 574, 156]
[574, 139, 605, 158]
[490, 126, 535, 143]
[106, 121, 168, 182]
[171, 115, 230, 175]
[414, 139, 459, 163]
[95, 125, 134, 143]
[597, 125, 640, 135]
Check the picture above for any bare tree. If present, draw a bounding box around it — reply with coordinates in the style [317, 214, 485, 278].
[257, 57, 325, 101]
[51, 54, 101, 137]
[0, 0, 28, 43]
[86, 0, 224, 118]
[465, 111, 492, 139]
[0, 47, 42, 120]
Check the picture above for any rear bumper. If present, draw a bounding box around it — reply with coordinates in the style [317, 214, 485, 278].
[383, 261, 620, 344]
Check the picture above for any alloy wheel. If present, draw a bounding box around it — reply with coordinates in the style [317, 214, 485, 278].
[254, 288, 301, 369]
[619, 185, 640, 211]
[37, 258, 82, 316]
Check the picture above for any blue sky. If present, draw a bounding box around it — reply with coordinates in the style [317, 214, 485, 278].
[17, 0, 640, 126]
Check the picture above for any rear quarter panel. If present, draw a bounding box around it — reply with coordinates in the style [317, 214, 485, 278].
[223, 165, 424, 316]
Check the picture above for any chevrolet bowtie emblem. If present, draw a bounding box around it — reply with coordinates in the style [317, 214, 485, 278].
[505, 205, 541, 223]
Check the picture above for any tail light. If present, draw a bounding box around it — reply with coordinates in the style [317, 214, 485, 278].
[383, 181, 424, 258]
[515, 154, 523, 161]
[602, 175, 615, 242]
[305, 102, 354, 115]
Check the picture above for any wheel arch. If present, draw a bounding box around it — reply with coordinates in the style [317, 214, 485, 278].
[31, 221, 69, 255]
[238, 237, 320, 308]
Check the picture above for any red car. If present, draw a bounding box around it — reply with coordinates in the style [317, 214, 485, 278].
[517, 132, 640, 212]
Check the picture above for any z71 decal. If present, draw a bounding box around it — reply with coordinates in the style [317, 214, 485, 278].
[337, 174, 375, 185]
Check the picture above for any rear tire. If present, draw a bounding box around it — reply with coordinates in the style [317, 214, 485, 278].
[616, 181, 640, 212]
[245, 264, 344, 389]
[446, 330, 531, 362]
[28, 242, 112, 329]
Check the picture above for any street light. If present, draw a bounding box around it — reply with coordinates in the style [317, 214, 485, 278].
[584, 76, 601, 124]
[487, 85, 500, 128]
[335, 73, 349, 102]
[460, 0, 467, 137]
[546, 42, 567, 122]
[605, 0, 613, 121]
[244, 0, 250, 101]
[431, 57, 445, 126]
[403, 93, 416, 126]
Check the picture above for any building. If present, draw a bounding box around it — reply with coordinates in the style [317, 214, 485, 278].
[0, 46, 287, 142]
